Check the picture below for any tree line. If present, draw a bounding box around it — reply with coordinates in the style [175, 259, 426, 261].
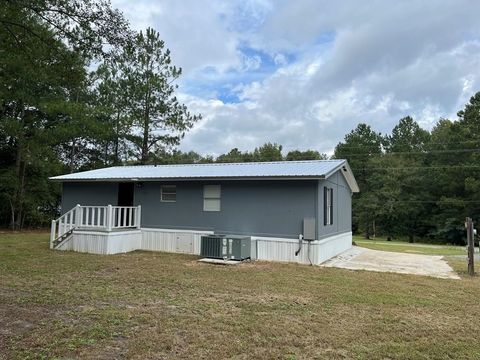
[334, 93, 480, 244]
[151, 144, 327, 165]
[1, 1, 478, 245]
[0, 1, 199, 229]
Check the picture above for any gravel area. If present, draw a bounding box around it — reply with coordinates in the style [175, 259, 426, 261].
[323, 246, 460, 279]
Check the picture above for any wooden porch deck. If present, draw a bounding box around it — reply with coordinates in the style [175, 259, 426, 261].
[50, 205, 141, 249]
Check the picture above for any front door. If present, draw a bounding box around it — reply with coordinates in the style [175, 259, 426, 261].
[117, 182, 135, 227]
[118, 182, 134, 206]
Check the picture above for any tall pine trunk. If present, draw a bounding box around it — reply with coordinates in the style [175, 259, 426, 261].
[141, 76, 151, 164]
[11, 104, 26, 230]
[13, 144, 27, 230]
[69, 138, 76, 173]
[141, 114, 149, 163]
[113, 111, 121, 164]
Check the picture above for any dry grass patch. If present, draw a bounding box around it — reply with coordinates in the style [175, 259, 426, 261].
[1, 232, 480, 359]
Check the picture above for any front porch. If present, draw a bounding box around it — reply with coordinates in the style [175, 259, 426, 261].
[50, 205, 142, 250]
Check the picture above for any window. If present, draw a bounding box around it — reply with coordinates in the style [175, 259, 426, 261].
[204, 185, 221, 211]
[161, 185, 176, 202]
[324, 187, 333, 225]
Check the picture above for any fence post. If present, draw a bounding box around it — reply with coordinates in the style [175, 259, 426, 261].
[466, 217, 475, 276]
[107, 205, 113, 232]
[136, 205, 142, 229]
[50, 220, 56, 249]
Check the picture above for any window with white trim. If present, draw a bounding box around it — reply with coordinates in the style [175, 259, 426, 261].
[161, 185, 176, 202]
[203, 185, 221, 211]
[324, 187, 333, 225]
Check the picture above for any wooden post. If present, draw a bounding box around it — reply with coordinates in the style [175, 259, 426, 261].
[466, 217, 475, 276]
[136, 205, 142, 229]
[50, 220, 56, 249]
[106, 205, 113, 232]
[75, 204, 81, 228]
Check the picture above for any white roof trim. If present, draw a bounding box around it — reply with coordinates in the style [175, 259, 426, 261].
[338, 162, 360, 193]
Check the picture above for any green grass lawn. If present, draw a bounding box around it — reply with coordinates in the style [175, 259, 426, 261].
[1, 232, 479, 359]
[354, 236, 466, 256]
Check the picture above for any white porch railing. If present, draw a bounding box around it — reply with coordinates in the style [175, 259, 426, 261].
[50, 204, 141, 248]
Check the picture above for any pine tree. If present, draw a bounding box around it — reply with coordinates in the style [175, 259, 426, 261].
[117, 28, 201, 163]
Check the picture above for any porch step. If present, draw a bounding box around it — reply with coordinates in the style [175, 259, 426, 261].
[53, 229, 75, 249]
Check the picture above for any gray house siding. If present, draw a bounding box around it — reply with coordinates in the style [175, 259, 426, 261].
[135, 180, 317, 238]
[60, 169, 353, 239]
[61, 182, 118, 213]
[317, 171, 352, 239]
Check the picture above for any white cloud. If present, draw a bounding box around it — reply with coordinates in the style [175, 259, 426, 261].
[273, 53, 287, 66]
[238, 54, 262, 72]
[112, 0, 241, 74]
[113, 0, 480, 156]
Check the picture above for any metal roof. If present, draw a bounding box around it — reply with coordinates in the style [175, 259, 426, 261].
[50, 160, 359, 192]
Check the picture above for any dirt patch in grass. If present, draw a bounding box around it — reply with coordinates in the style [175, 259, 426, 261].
[1, 233, 480, 359]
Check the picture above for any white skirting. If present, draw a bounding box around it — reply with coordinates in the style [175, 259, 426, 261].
[254, 232, 352, 265]
[56, 228, 351, 264]
[141, 228, 213, 255]
[57, 230, 142, 255]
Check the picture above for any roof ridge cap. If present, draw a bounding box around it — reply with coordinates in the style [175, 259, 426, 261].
[102, 160, 343, 169]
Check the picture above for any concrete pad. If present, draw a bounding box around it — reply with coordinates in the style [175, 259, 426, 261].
[198, 258, 243, 266]
[322, 246, 460, 280]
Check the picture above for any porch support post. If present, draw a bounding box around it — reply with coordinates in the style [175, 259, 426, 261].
[136, 205, 142, 229]
[106, 205, 113, 232]
[75, 204, 81, 227]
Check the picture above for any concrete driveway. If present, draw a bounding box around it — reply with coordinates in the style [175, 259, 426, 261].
[322, 246, 460, 279]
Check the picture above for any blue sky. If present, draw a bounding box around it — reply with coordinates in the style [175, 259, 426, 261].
[112, 0, 480, 156]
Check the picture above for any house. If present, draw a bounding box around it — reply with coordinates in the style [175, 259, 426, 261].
[49, 159, 359, 264]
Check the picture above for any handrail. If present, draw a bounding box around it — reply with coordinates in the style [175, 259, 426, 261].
[111, 206, 139, 230]
[79, 205, 108, 228]
[50, 204, 142, 248]
[50, 206, 77, 248]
